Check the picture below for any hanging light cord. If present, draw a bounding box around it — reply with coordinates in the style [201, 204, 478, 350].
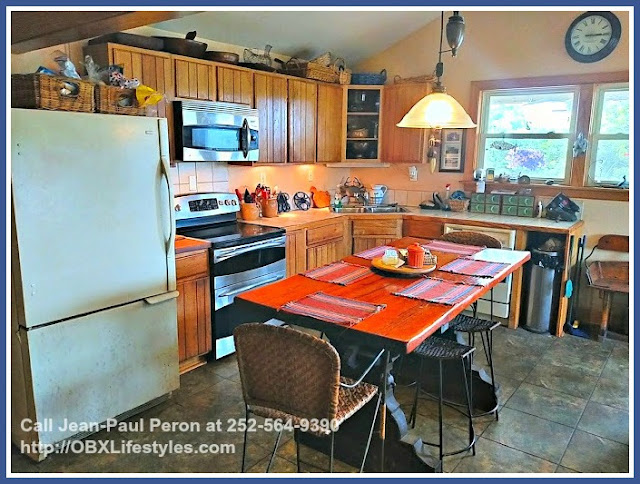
[435, 12, 445, 85]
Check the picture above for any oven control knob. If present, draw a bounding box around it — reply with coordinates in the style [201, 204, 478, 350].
[174, 204, 181, 212]
[224, 200, 230, 205]
[231, 199, 237, 205]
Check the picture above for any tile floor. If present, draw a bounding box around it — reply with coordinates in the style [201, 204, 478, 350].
[11, 327, 629, 474]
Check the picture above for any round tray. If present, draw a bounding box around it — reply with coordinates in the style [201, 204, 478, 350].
[371, 257, 437, 277]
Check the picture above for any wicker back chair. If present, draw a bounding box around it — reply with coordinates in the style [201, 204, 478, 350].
[234, 323, 382, 473]
[440, 231, 502, 249]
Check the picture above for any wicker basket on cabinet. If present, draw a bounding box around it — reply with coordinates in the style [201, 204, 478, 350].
[94, 85, 146, 116]
[11, 74, 95, 113]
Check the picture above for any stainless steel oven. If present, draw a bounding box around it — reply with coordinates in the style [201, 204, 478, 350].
[212, 237, 286, 358]
[174, 193, 286, 360]
[173, 100, 259, 162]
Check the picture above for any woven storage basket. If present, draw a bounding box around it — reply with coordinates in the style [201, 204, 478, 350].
[447, 199, 470, 212]
[95, 85, 146, 116]
[12, 74, 95, 113]
[284, 58, 339, 84]
[333, 58, 352, 85]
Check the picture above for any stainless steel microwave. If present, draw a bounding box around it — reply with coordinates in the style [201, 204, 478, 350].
[173, 100, 259, 162]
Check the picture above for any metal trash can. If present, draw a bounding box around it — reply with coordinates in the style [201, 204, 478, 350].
[525, 248, 563, 333]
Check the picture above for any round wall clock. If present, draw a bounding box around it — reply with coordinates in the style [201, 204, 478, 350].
[565, 11, 621, 63]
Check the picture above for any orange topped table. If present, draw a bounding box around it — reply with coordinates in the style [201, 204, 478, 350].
[234, 237, 530, 472]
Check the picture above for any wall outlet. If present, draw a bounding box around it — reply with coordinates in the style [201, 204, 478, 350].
[409, 166, 418, 182]
[189, 175, 197, 191]
[259, 171, 266, 185]
[307, 168, 314, 182]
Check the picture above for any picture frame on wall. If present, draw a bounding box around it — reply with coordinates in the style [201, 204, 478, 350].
[439, 129, 465, 172]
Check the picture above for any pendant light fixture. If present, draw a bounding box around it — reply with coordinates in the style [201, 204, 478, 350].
[397, 11, 476, 129]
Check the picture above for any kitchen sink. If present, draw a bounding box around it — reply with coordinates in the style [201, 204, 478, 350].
[330, 205, 408, 213]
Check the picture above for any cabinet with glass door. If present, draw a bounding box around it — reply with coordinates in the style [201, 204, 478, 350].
[343, 86, 384, 162]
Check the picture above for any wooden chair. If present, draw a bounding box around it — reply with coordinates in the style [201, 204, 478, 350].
[233, 323, 383, 473]
[440, 231, 503, 249]
[584, 235, 629, 338]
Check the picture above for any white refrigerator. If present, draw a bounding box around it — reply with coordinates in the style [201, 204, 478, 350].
[10, 109, 179, 460]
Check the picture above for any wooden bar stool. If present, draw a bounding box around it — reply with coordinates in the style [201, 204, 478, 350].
[584, 235, 629, 339]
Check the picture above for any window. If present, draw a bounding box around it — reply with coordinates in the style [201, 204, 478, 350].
[587, 84, 629, 186]
[478, 87, 579, 182]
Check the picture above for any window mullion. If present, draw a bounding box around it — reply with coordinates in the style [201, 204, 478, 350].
[569, 84, 595, 187]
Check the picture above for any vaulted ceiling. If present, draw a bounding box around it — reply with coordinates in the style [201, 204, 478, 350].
[151, 10, 440, 65]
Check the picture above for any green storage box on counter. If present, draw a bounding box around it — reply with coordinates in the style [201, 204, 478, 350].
[470, 193, 486, 203]
[470, 203, 485, 213]
[485, 204, 501, 215]
[518, 195, 535, 207]
[518, 206, 534, 217]
[501, 205, 519, 216]
[502, 195, 519, 206]
[485, 194, 502, 205]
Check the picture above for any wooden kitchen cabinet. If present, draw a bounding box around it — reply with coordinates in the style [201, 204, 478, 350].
[352, 218, 403, 253]
[175, 249, 212, 374]
[381, 82, 430, 163]
[344, 86, 383, 162]
[285, 229, 306, 277]
[254, 73, 288, 163]
[402, 216, 444, 239]
[288, 78, 318, 163]
[305, 219, 349, 270]
[316, 83, 344, 163]
[83, 43, 176, 159]
[217, 66, 254, 107]
[174, 56, 217, 101]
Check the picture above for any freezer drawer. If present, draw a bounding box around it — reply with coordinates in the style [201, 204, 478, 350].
[13, 294, 178, 448]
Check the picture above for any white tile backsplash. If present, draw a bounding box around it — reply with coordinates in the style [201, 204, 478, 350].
[407, 191, 423, 207]
[195, 163, 214, 182]
[213, 181, 230, 192]
[213, 164, 229, 182]
[197, 182, 214, 193]
[177, 162, 196, 184]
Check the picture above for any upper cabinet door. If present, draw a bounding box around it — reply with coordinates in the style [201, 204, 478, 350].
[317, 84, 344, 163]
[288, 79, 317, 163]
[381, 83, 430, 163]
[217, 66, 254, 107]
[254, 73, 288, 163]
[174, 58, 217, 101]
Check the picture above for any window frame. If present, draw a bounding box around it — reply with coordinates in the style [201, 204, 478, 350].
[586, 82, 629, 186]
[477, 85, 580, 183]
[465, 72, 629, 202]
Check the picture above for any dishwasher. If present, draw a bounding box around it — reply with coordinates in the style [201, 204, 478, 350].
[443, 224, 517, 319]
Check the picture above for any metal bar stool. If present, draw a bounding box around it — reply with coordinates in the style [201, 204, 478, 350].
[440, 231, 503, 420]
[408, 336, 477, 463]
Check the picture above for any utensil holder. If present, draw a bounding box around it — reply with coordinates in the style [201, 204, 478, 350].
[240, 202, 260, 221]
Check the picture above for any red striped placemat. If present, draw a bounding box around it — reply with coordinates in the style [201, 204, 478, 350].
[393, 278, 480, 305]
[430, 272, 492, 287]
[280, 292, 386, 327]
[438, 258, 509, 278]
[353, 245, 395, 260]
[422, 240, 485, 256]
[303, 262, 372, 286]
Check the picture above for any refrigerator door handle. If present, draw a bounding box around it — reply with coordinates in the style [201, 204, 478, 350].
[158, 125, 176, 256]
[144, 291, 179, 305]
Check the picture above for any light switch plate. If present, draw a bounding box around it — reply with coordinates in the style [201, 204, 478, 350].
[189, 175, 197, 191]
[409, 166, 418, 182]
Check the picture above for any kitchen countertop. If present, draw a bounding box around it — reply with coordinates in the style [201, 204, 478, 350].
[175, 235, 211, 254]
[239, 207, 583, 233]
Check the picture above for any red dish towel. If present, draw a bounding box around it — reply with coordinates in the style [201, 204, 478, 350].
[422, 240, 485, 256]
[304, 262, 372, 286]
[353, 245, 395, 260]
[280, 292, 386, 327]
[439, 258, 509, 278]
[393, 278, 480, 305]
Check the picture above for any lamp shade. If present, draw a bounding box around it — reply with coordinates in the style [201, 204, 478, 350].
[397, 91, 476, 129]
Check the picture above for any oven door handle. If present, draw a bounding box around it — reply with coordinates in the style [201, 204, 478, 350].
[214, 237, 286, 263]
[219, 274, 284, 298]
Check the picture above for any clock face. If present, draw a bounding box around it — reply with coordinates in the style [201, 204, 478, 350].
[565, 12, 621, 63]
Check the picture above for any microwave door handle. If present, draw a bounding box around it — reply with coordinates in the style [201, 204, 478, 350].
[241, 118, 250, 158]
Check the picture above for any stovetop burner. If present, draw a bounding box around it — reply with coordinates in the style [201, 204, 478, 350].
[174, 192, 284, 249]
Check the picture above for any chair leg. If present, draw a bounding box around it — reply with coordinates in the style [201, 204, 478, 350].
[329, 432, 335, 473]
[461, 356, 476, 456]
[295, 429, 301, 473]
[361, 392, 382, 473]
[488, 330, 498, 421]
[266, 429, 283, 473]
[241, 406, 250, 472]
[438, 360, 444, 463]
